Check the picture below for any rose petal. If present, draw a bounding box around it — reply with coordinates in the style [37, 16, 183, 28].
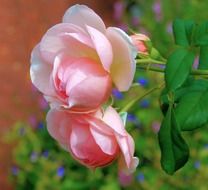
[63, 4, 106, 33]
[90, 126, 118, 155]
[116, 133, 138, 173]
[70, 123, 92, 159]
[102, 106, 127, 136]
[118, 154, 139, 174]
[46, 108, 71, 144]
[40, 23, 97, 63]
[106, 27, 137, 91]
[68, 74, 111, 111]
[86, 25, 113, 71]
[30, 45, 55, 96]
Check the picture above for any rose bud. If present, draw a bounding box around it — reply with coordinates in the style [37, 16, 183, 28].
[46, 106, 139, 173]
[30, 5, 136, 112]
[131, 34, 150, 56]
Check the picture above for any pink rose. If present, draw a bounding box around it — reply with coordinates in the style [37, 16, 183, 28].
[30, 4, 136, 112]
[131, 34, 150, 55]
[46, 106, 139, 173]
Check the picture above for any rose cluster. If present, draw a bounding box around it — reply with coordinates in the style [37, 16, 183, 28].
[30, 4, 139, 173]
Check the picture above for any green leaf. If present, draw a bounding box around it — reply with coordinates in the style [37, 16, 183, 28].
[199, 45, 208, 69]
[184, 20, 195, 45]
[158, 106, 189, 175]
[165, 48, 195, 92]
[172, 19, 195, 46]
[175, 80, 208, 131]
[194, 22, 208, 46]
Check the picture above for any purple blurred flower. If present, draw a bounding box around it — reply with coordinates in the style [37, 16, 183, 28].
[166, 22, 172, 34]
[153, 1, 161, 14]
[19, 127, 25, 136]
[112, 88, 124, 100]
[113, 1, 125, 21]
[11, 166, 19, 176]
[152, 1, 162, 21]
[30, 152, 38, 162]
[57, 166, 65, 178]
[131, 16, 140, 26]
[28, 115, 38, 128]
[152, 121, 161, 133]
[193, 56, 199, 69]
[119, 171, 133, 187]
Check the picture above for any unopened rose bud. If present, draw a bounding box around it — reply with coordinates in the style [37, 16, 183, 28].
[131, 34, 150, 56]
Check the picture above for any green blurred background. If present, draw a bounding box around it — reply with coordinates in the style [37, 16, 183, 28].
[4, 0, 208, 189]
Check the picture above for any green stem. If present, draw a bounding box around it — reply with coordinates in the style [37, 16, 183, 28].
[137, 64, 208, 77]
[120, 83, 164, 113]
[136, 58, 166, 65]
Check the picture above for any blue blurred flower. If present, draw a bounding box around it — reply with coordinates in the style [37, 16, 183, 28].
[127, 114, 141, 128]
[139, 99, 150, 108]
[42, 150, 49, 158]
[137, 77, 148, 87]
[112, 88, 124, 100]
[127, 113, 137, 122]
[37, 122, 44, 130]
[136, 172, 145, 182]
[194, 161, 200, 169]
[57, 166, 65, 178]
[204, 144, 208, 149]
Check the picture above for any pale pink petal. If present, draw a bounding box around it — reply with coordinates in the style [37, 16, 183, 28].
[62, 4, 106, 33]
[46, 108, 72, 144]
[44, 95, 64, 109]
[40, 23, 97, 63]
[57, 57, 112, 111]
[30, 45, 55, 96]
[70, 123, 92, 159]
[85, 115, 113, 136]
[116, 133, 138, 170]
[115, 135, 132, 168]
[102, 106, 127, 136]
[106, 27, 137, 91]
[68, 74, 112, 111]
[118, 154, 139, 174]
[86, 25, 113, 71]
[90, 126, 118, 155]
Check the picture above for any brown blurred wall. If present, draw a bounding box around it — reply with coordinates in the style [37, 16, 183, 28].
[0, 0, 114, 189]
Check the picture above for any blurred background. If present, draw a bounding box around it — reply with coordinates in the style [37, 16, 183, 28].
[1, 0, 208, 189]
